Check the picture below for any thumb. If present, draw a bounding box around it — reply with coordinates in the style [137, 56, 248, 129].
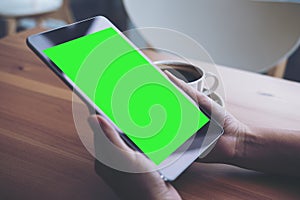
[88, 114, 153, 172]
[88, 115, 132, 151]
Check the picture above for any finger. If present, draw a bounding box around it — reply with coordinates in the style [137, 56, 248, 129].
[164, 70, 225, 125]
[88, 115, 132, 151]
[164, 70, 198, 102]
[196, 91, 213, 112]
[88, 115, 154, 167]
[89, 114, 161, 193]
[164, 70, 214, 111]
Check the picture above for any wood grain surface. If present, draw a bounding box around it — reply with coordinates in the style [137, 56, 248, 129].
[1, 29, 300, 200]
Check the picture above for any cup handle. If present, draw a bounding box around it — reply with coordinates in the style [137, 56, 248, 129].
[203, 72, 219, 95]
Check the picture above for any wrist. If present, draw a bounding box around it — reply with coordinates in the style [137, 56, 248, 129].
[231, 125, 255, 165]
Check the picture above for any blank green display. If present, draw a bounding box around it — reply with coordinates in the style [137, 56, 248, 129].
[43, 27, 209, 164]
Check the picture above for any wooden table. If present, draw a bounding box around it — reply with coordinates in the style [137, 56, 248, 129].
[1, 29, 300, 200]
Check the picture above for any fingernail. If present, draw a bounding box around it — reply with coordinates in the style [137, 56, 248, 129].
[97, 117, 102, 126]
[96, 116, 105, 129]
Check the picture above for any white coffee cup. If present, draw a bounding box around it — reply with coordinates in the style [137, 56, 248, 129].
[154, 60, 219, 95]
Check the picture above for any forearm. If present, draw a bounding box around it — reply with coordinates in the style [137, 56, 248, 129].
[231, 127, 300, 176]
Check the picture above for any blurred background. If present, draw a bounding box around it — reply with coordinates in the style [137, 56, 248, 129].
[0, 0, 299, 82]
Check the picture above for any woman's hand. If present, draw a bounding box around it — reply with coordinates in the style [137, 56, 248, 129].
[88, 115, 182, 200]
[166, 71, 300, 176]
[164, 71, 249, 164]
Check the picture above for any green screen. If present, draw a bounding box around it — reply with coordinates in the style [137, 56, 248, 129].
[44, 27, 209, 164]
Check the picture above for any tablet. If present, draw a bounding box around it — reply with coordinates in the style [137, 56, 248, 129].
[27, 16, 223, 181]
